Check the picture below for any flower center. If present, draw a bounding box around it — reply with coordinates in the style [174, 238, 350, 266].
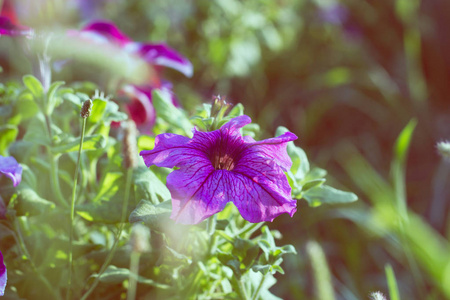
[212, 153, 235, 171]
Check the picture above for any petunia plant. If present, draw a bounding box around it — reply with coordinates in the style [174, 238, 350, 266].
[0, 13, 357, 300]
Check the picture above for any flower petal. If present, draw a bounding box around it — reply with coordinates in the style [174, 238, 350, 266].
[220, 115, 252, 136]
[126, 42, 193, 77]
[246, 131, 297, 171]
[0, 155, 22, 187]
[0, 16, 32, 36]
[121, 85, 157, 134]
[140, 133, 200, 168]
[0, 250, 6, 296]
[81, 20, 131, 46]
[233, 155, 297, 222]
[168, 167, 229, 224]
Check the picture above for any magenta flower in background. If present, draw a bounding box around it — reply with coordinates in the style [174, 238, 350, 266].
[77, 20, 193, 77]
[120, 82, 179, 133]
[0, 0, 33, 36]
[0, 155, 22, 187]
[140, 115, 298, 224]
[0, 16, 32, 37]
[0, 250, 6, 296]
[74, 20, 193, 130]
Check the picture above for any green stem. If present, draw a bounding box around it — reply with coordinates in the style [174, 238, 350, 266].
[251, 273, 266, 300]
[67, 118, 87, 300]
[127, 251, 141, 300]
[232, 276, 249, 300]
[14, 217, 62, 300]
[79, 168, 133, 300]
[237, 222, 263, 239]
[206, 214, 217, 236]
[43, 113, 67, 208]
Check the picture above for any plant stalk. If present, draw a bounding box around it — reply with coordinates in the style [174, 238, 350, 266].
[127, 251, 141, 300]
[251, 273, 267, 300]
[67, 117, 87, 300]
[80, 168, 133, 300]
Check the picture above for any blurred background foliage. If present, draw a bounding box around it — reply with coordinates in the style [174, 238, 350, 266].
[1, 0, 450, 299]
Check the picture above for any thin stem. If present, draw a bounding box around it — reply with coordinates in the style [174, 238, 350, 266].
[127, 251, 141, 300]
[232, 276, 249, 300]
[206, 214, 217, 236]
[14, 217, 62, 300]
[80, 168, 133, 300]
[251, 273, 266, 300]
[44, 113, 67, 208]
[67, 117, 87, 300]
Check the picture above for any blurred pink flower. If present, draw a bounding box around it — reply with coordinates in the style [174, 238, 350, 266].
[76, 21, 192, 132]
[76, 21, 193, 77]
[0, 0, 33, 37]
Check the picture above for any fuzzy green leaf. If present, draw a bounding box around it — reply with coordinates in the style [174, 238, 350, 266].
[303, 185, 358, 207]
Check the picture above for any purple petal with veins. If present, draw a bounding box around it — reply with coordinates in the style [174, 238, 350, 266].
[140, 115, 297, 224]
[0, 155, 22, 187]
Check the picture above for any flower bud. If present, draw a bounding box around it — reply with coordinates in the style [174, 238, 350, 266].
[437, 141, 450, 161]
[123, 120, 138, 169]
[211, 95, 230, 120]
[80, 99, 93, 118]
[129, 223, 150, 253]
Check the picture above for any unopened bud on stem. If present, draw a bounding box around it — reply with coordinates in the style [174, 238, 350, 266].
[80, 99, 93, 118]
[123, 120, 138, 169]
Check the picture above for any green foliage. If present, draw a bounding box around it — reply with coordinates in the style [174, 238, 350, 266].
[2, 0, 447, 298]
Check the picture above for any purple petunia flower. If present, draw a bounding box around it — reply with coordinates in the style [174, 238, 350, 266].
[0, 250, 6, 296]
[0, 155, 22, 187]
[75, 20, 193, 77]
[140, 115, 298, 224]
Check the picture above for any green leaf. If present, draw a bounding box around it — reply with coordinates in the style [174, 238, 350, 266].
[92, 172, 123, 203]
[15, 185, 56, 216]
[129, 200, 172, 229]
[276, 126, 309, 180]
[76, 200, 127, 223]
[23, 75, 44, 99]
[247, 270, 281, 300]
[95, 265, 169, 288]
[385, 264, 401, 300]
[12, 93, 39, 123]
[303, 185, 358, 207]
[0, 125, 18, 155]
[89, 98, 107, 123]
[232, 238, 259, 268]
[301, 178, 326, 192]
[46, 81, 65, 114]
[152, 89, 193, 134]
[51, 135, 106, 153]
[227, 103, 244, 118]
[23, 115, 56, 146]
[394, 119, 417, 165]
[137, 135, 155, 152]
[133, 166, 171, 204]
[102, 100, 128, 123]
